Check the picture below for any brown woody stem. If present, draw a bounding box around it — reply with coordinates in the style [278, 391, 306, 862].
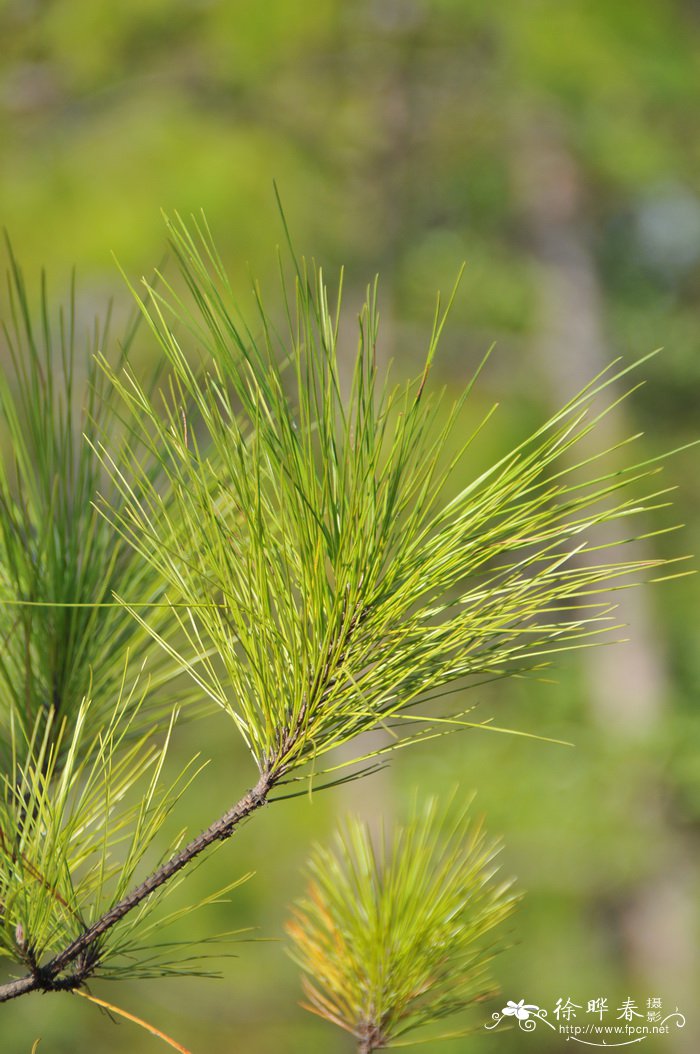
[357, 1022, 385, 1053]
[0, 769, 273, 1004]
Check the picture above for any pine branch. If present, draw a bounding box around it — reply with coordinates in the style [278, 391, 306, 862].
[1, 213, 690, 1025]
[0, 243, 189, 772]
[0, 768, 273, 1003]
[357, 1024, 386, 1054]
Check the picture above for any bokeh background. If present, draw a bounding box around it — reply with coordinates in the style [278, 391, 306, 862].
[1, 2, 699, 1052]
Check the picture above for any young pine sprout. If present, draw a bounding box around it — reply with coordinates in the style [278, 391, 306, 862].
[287, 796, 517, 1052]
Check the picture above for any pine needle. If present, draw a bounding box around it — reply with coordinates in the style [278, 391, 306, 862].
[73, 989, 193, 1054]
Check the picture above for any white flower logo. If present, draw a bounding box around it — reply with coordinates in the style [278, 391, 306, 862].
[502, 999, 540, 1021]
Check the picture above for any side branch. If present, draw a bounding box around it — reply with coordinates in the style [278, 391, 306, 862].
[0, 769, 274, 1004]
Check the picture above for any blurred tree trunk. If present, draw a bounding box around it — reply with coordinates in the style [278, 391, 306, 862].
[330, 0, 425, 831]
[514, 118, 697, 1050]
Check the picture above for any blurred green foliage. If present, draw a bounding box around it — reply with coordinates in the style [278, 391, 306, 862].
[1, 2, 699, 1052]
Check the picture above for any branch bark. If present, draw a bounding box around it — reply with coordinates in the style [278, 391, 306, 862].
[357, 1021, 385, 1053]
[0, 769, 273, 1004]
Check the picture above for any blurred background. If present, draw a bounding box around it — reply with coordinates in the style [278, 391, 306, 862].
[1, 1, 699, 1051]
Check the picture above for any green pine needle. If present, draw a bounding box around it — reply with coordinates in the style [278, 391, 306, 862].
[0, 662, 213, 977]
[0, 243, 186, 769]
[95, 211, 682, 783]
